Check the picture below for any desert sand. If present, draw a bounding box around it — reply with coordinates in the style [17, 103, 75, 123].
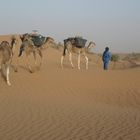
[0, 35, 140, 140]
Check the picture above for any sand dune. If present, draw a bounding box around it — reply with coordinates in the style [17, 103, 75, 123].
[0, 35, 140, 140]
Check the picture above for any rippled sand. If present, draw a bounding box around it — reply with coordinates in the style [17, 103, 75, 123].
[0, 35, 140, 140]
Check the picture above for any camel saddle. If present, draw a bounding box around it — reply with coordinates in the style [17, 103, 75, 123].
[31, 34, 46, 47]
[64, 37, 87, 48]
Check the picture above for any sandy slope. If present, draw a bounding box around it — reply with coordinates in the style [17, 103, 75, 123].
[0, 35, 140, 140]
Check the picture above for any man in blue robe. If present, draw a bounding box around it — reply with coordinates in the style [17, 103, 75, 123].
[102, 47, 111, 70]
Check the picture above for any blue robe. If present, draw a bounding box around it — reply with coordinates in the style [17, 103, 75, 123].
[102, 51, 111, 70]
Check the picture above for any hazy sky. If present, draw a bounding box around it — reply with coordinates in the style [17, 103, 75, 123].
[0, 0, 140, 52]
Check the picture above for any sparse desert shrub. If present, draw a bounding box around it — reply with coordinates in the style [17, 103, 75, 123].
[111, 54, 120, 69]
[123, 53, 140, 61]
[111, 54, 120, 62]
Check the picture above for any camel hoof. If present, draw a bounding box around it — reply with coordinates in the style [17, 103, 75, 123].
[7, 82, 11, 86]
[28, 67, 34, 73]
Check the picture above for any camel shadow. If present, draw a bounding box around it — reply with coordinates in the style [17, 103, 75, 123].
[17, 65, 41, 73]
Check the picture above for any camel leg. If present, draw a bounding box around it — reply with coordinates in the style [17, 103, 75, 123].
[34, 49, 42, 71]
[37, 49, 42, 68]
[0, 59, 2, 70]
[84, 54, 88, 70]
[10, 55, 18, 72]
[33, 51, 37, 67]
[12, 64, 18, 72]
[5, 64, 11, 86]
[61, 56, 64, 69]
[69, 52, 74, 68]
[26, 54, 33, 73]
[78, 52, 81, 69]
[13, 58, 18, 72]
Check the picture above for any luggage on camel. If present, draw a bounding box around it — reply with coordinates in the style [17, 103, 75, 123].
[31, 34, 46, 47]
[64, 37, 87, 48]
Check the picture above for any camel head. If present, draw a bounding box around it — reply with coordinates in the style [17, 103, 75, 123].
[87, 41, 96, 49]
[86, 41, 96, 53]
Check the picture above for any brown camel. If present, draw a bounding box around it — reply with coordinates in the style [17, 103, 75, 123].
[0, 38, 17, 85]
[61, 38, 96, 69]
[18, 33, 55, 73]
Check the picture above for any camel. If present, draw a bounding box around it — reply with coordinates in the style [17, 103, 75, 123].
[61, 38, 96, 69]
[0, 38, 17, 86]
[18, 33, 55, 73]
